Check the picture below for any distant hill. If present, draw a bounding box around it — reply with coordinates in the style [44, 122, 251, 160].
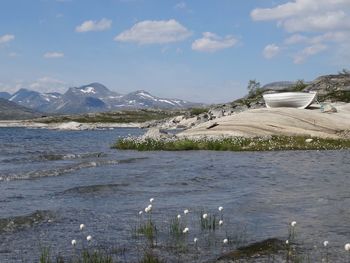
[0, 98, 42, 120]
[0, 92, 11, 99]
[6, 83, 203, 114]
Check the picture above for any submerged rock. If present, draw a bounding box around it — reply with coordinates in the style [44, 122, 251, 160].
[217, 238, 286, 261]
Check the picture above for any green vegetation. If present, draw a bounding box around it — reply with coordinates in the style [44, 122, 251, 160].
[114, 135, 350, 152]
[189, 107, 208, 116]
[39, 249, 113, 263]
[290, 80, 308, 92]
[35, 109, 185, 124]
[318, 90, 350, 103]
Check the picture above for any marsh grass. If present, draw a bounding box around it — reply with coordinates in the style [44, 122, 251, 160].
[200, 212, 217, 231]
[39, 249, 113, 263]
[114, 135, 350, 151]
[137, 219, 157, 242]
[169, 217, 185, 239]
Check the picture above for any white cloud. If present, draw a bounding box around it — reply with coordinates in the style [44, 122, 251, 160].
[29, 77, 67, 93]
[293, 44, 327, 64]
[43, 52, 64, 59]
[191, 32, 237, 52]
[76, 18, 112, 32]
[263, 44, 280, 59]
[8, 52, 19, 57]
[0, 34, 15, 44]
[251, 0, 350, 63]
[0, 77, 67, 94]
[114, 19, 192, 44]
[174, 1, 187, 9]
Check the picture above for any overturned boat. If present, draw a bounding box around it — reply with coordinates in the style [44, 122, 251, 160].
[263, 92, 317, 109]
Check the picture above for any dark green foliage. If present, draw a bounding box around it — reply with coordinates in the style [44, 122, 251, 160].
[290, 80, 308, 92]
[247, 79, 262, 98]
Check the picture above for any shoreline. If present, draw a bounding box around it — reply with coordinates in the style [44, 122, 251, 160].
[0, 120, 141, 130]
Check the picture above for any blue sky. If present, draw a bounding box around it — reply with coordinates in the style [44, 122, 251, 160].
[0, 0, 349, 103]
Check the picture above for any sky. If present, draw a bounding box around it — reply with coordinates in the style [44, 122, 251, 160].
[0, 0, 349, 103]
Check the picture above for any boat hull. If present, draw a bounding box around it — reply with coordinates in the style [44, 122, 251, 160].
[263, 92, 316, 109]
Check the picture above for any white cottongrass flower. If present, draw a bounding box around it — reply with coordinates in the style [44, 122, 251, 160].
[291, 221, 297, 227]
[218, 206, 223, 211]
[71, 239, 77, 246]
[202, 213, 208, 219]
[286, 240, 289, 245]
[194, 237, 198, 243]
[323, 241, 329, 247]
[139, 211, 143, 215]
[223, 238, 228, 244]
[345, 243, 350, 251]
[149, 198, 154, 203]
[145, 207, 151, 213]
[184, 209, 189, 215]
[86, 235, 92, 242]
[79, 224, 85, 230]
[183, 227, 189, 233]
[177, 214, 181, 219]
[219, 220, 223, 226]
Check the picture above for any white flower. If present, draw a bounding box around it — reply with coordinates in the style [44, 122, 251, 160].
[218, 206, 223, 211]
[139, 211, 143, 215]
[177, 214, 181, 219]
[223, 238, 228, 244]
[219, 220, 223, 226]
[345, 243, 350, 251]
[86, 235, 92, 242]
[149, 198, 154, 203]
[323, 241, 329, 247]
[145, 207, 151, 213]
[194, 237, 198, 243]
[184, 209, 189, 215]
[183, 227, 189, 233]
[286, 240, 289, 245]
[79, 224, 85, 231]
[71, 239, 77, 246]
[202, 213, 208, 219]
[147, 204, 152, 210]
[291, 221, 297, 227]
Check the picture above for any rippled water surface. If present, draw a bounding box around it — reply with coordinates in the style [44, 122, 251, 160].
[0, 128, 349, 262]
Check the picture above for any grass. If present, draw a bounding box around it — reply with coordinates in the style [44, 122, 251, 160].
[137, 219, 157, 241]
[114, 135, 350, 152]
[39, 249, 113, 263]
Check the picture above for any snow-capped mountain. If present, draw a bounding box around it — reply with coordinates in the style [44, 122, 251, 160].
[4, 83, 202, 114]
[9, 89, 62, 112]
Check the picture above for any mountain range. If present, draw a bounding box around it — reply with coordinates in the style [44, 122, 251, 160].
[6, 83, 202, 114]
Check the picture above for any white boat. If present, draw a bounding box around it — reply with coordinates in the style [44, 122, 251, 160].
[263, 92, 317, 109]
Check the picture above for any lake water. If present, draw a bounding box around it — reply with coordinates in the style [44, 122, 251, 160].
[0, 128, 349, 262]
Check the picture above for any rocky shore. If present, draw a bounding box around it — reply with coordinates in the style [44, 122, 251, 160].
[0, 120, 140, 130]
